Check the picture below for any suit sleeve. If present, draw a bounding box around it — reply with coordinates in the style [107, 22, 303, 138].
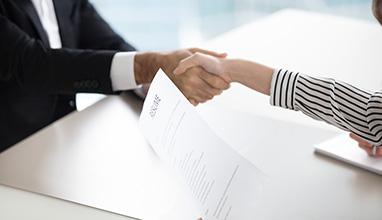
[0, 14, 118, 95]
[77, 0, 136, 52]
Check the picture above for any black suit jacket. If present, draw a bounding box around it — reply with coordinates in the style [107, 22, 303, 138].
[0, 0, 136, 151]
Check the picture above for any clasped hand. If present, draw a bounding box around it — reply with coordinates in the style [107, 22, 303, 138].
[137, 48, 230, 106]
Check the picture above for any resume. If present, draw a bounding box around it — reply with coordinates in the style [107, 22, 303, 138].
[139, 69, 266, 220]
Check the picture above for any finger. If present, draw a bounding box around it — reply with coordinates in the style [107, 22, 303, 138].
[194, 84, 215, 101]
[189, 98, 199, 106]
[358, 143, 373, 156]
[191, 83, 215, 103]
[191, 95, 207, 104]
[358, 143, 382, 157]
[377, 147, 382, 157]
[349, 133, 372, 146]
[349, 133, 363, 143]
[173, 55, 200, 75]
[199, 70, 230, 90]
[197, 85, 222, 97]
[190, 72, 227, 102]
[200, 75, 225, 97]
[189, 48, 227, 58]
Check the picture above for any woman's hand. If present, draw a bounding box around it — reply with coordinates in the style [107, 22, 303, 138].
[349, 133, 382, 157]
[173, 52, 232, 83]
[174, 52, 275, 96]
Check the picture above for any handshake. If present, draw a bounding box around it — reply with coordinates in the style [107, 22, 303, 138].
[135, 48, 230, 105]
[136, 47, 382, 158]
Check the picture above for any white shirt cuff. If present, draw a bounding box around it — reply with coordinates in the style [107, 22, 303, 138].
[110, 52, 140, 91]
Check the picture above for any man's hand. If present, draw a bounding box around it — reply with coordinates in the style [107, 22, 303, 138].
[134, 48, 230, 105]
[349, 133, 382, 157]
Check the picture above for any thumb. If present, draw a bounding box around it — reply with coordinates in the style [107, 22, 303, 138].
[190, 48, 227, 58]
[173, 55, 199, 75]
[218, 52, 228, 58]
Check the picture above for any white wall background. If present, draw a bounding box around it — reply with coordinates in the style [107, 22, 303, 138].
[90, 0, 374, 50]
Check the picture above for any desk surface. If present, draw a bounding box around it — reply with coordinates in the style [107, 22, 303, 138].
[1, 9, 382, 220]
[204, 9, 382, 130]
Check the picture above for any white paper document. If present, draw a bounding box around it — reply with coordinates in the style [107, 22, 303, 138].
[139, 69, 266, 220]
[315, 134, 382, 175]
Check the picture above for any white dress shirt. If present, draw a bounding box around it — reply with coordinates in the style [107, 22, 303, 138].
[30, 0, 139, 91]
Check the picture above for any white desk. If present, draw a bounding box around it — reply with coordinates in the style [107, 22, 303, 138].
[203, 9, 382, 130]
[1, 9, 382, 220]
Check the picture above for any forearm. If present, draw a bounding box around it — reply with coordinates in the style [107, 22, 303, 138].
[271, 69, 382, 145]
[220, 57, 382, 145]
[223, 59, 274, 95]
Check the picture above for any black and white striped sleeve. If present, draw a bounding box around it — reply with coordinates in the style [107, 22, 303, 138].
[270, 69, 382, 145]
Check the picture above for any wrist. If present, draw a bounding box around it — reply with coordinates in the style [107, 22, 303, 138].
[221, 59, 243, 83]
[222, 59, 274, 95]
[155, 52, 168, 71]
[134, 52, 162, 84]
[151, 51, 180, 81]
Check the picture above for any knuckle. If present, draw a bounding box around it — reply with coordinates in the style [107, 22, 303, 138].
[212, 79, 224, 89]
[222, 81, 230, 89]
[214, 89, 222, 96]
[189, 47, 197, 53]
[204, 93, 213, 100]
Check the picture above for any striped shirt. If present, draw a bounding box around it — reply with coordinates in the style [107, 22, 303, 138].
[270, 69, 382, 145]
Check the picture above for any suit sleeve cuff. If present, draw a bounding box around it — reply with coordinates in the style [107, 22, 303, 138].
[270, 69, 300, 110]
[110, 52, 140, 91]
